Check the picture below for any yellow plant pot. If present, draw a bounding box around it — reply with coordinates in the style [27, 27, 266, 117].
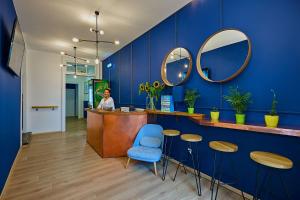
[188, 108, 194, 114]
[210, 111, 219, 122]
[235, 114, 246, 124]
[265, 115, 279, 128]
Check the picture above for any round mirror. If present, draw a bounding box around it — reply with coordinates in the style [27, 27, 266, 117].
[161, 47, 192, 86]
[196, 29, 251, 83]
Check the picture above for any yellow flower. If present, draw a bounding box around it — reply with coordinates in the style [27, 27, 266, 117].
[153, 81, 160, 88]
[145, 85, 150, 92]
[139, 83, 145, 91]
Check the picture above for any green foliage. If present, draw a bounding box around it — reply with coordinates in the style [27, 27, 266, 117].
[184, 89, 200, 108]
[212, 107, 219, 112]
[138, 81, 165, 101]
[223, 86, 252, 114]
[269, 89, 278, 116]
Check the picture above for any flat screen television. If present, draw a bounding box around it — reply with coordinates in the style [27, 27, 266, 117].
[7, 18, 25, 77]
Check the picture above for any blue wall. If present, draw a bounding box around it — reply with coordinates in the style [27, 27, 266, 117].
[0, 0, 20, 193]
[103, 0, 300, 199]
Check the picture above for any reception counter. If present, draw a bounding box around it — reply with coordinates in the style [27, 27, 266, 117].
[87, 109, 147, 157]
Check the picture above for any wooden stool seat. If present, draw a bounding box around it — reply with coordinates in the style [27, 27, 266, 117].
[209, 141, 238, 153]
[250, 151, 293, 170]
[180, 134, 202, 142]
[162, 129, 180, 136]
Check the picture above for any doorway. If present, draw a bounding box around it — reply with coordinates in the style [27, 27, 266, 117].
[66, 83, 78, 117]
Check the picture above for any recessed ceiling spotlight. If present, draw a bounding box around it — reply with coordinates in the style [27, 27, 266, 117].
[99, 30, 104, 35]
[72, 37, 79, 43]
[184, 64, 188, 68]
[89, 28, 94, 32]
[59, 64, 63, 67]
[60, 51, 65, 55]
[86, 60, 90, 63]
[73, 75, 77, 79]
[114, 40, 120, 45]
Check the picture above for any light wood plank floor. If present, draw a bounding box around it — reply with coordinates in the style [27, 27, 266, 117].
[2, 122, 243, 200]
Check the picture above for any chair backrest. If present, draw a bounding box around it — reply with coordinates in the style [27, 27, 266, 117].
[133, 124, 164, 148]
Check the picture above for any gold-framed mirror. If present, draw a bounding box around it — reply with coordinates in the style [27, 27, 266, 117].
[196, 29, 251, 83]
[161, 47, 192, 86]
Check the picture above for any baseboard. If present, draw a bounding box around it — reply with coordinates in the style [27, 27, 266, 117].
[0, 148, 22, 198]
[32, 131, 64, 135]
[167, 158, 253, 199]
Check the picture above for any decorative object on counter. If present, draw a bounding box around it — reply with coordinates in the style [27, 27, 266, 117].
[184, 89, 200, 114]
[265, 89, 279, 128]
[161, 47, 192, 86]
[196, 29, 251, 83]
[224, 86, 252, 124]
[161, 95, 174, 112]
[139, 81, 165, 110]
[210, 107, 220, 122]
[121, 107, 130, 112]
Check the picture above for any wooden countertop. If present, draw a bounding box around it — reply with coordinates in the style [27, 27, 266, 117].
[189, 117, 300, 138]
[87, 108, 300, 138]
[87, 109, 147, 115]
[146, 110, 205, 119]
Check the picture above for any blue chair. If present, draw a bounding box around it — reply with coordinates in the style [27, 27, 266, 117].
[126, 124, 164, 176]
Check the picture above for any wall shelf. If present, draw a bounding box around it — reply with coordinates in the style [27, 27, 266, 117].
[32, 106, 58, 111]
[189, 117, 300, 138]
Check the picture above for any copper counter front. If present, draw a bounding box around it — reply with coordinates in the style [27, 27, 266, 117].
[87, 110, 147, 158]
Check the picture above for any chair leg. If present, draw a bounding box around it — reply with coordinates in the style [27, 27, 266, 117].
[125, 157, 131, 169]
[154, 162, 158, 176]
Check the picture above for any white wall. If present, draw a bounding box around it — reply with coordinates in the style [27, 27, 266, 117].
[24, 49, 101, 134]
[25, 49, 64, 133]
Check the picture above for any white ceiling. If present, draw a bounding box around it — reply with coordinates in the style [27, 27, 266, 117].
[13, 0, 192, 60]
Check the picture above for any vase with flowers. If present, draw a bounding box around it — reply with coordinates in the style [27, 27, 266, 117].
[139, 81, 165, 110]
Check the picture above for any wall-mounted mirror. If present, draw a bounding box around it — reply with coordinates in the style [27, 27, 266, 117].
[196, 29, 251, 83]
[161, 47, 192, 86]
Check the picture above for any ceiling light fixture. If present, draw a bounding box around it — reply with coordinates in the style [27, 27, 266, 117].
[59, 46, 89, 78]
[72, 11, 120, 65]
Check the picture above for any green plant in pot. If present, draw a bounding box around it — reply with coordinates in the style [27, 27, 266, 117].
[184, 89, 200, 114]
[210, 107, 220, 122]
[224, 86, 252, 124]
[265, 89, 279, 128]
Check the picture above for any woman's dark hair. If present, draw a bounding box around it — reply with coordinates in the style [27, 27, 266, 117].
[105, 88, 111, 93]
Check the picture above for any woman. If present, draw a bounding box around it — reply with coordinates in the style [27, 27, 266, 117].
[97, 88, 115, 110]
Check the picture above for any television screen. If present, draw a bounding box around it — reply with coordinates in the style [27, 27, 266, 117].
[7, 19, 25, 76]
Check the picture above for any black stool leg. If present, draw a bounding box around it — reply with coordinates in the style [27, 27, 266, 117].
[188, 142, 202, 196]
[210, 151, 217, 191]
[211, 153, 224, 200]
[162, 136, 174, 181]
[253, 167, 271, 200]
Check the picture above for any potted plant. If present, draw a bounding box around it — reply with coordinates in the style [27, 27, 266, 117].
[210, 107, 220, 122]
[184, 89, 200, 114]
[265, 89, 279, 128]
[224, 86, 252, 124]
[139, 81, 165, 110]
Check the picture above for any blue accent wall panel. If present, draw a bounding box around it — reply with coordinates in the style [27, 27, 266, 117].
[132, 33, 149, 106]
[119, 45, 132, 105]
[0, 0, 20, 193]
[150, 15, 176, 82]
[102, 0, 300, 198]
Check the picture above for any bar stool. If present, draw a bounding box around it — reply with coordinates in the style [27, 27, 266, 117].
[250, 151, 293, 200]
[161, 129, 180, 181]
[173, 134, 203, 196]
[209, 141, 245, 200]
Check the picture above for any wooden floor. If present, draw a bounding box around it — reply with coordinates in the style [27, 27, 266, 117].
[1, 119, 243, 200]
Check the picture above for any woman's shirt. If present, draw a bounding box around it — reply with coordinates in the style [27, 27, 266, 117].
[97, 97, 115, 110]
